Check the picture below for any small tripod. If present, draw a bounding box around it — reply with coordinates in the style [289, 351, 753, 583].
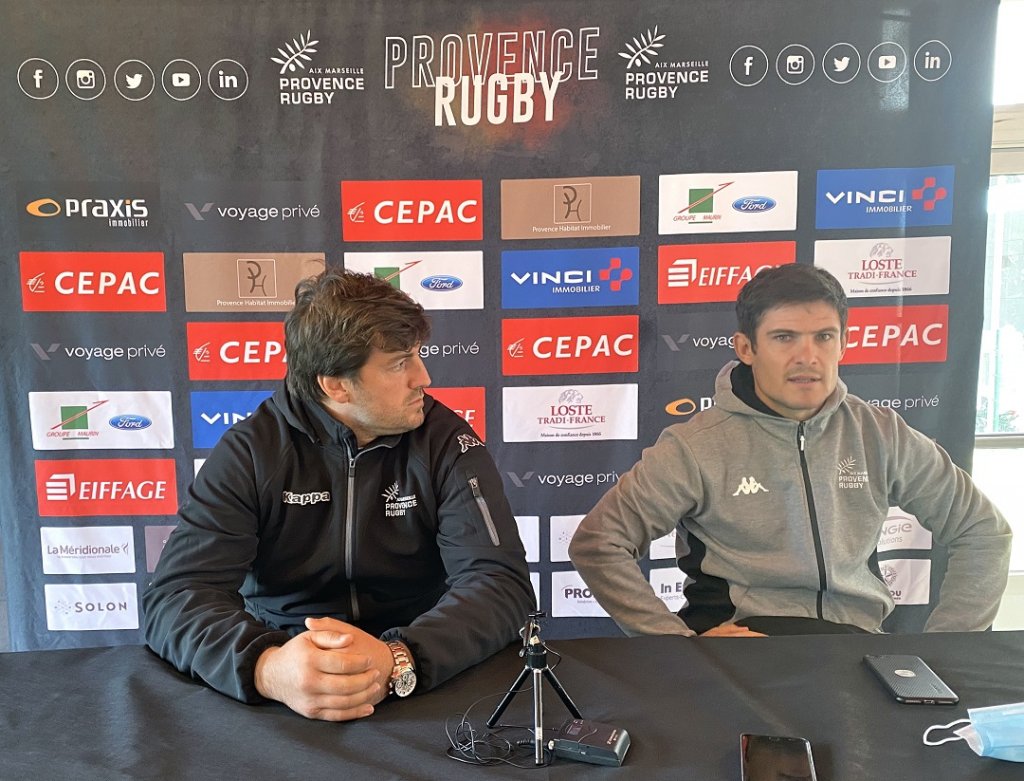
[486, 612, 582, 765]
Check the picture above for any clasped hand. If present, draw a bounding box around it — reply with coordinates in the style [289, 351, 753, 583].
[254, 617, 395, 721]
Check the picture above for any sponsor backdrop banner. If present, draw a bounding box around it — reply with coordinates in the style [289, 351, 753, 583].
[0, 0, 997, 649]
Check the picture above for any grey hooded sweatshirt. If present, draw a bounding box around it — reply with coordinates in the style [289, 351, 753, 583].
[569, 361, 1012, 635]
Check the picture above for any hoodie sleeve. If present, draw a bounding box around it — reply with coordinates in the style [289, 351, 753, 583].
[381, 425, 535, 691]
[569, 426, 700, 637]
[888, 415, 1012, 631]
[142, 429, 291, 703]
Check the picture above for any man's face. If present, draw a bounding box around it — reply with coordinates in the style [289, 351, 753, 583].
[325, 345, 432, 445]
[734, 301, 846, 421]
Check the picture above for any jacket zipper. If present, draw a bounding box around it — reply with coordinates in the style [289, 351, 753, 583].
[345, 449, 359, 621]
[797, 422, 827, 619]
[468, 475, 500, 546]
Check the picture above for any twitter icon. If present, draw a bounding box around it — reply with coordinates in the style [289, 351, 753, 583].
[824, 43, 860, 84]
[114, 59, 154, 100]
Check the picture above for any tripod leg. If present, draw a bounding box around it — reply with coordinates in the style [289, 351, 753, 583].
[486, 666, 532, 728]
[542, 668, 583, 719]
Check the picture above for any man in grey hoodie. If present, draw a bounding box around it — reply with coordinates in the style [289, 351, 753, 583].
[569, 264, 1011, 637]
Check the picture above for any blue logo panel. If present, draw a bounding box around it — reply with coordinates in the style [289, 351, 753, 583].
[501, 247, 640, 309]
[815, 166, 954, 229]
[191, 390, 274, 449]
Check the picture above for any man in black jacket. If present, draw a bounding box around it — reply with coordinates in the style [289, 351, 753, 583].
[144, 269, 535, 721]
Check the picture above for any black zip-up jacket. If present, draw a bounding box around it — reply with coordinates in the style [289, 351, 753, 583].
[143, 387, 535, 703]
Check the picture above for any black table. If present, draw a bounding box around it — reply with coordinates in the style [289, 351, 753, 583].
[2, 632, 1022, 780]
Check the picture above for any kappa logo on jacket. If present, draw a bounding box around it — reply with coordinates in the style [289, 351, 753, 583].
[732, 476, 769, 496]
[382, 480, 419, 517]
[457, 433, 483, 453]
[282, 489, 331, 506]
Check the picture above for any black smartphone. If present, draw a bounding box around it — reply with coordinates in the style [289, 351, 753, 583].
[863, 654, 959, 705]
[740, 734, 817, 781]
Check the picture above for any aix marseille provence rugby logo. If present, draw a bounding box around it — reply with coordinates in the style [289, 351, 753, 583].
[382, 481, 419, 517]
[837, 456, 869, 489]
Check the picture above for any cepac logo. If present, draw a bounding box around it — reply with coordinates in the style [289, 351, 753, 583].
[502, 315, 639, 376]
[190, 390, 274, 449]
[815, 166, 955, 229]
[44, 583, 139, 631]
[843, 305, 948, 364]
[502, 384, 638, 442]
[344, 251, 483, 309]
[658, 242, 796, 304]
[502, 247, 639, 309]
[40, 526, 135, 575]
[35, 459, 177, 517]
[29, 391, 174, 451]
[501, 176, 640, 240]
[429, 387, 486, 441]
[659, 171, 797, 235]
[815, 237, 951, 298]
[187, 322, 287, 380]
[183, 252, 324, 312]
[20, 252, 166, 312]
[341, 180, 482, 242]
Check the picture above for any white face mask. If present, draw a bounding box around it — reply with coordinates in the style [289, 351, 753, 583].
[923, 702, 1024, 763]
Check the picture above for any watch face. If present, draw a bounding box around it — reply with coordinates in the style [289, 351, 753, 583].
[394, 669, 417, 698]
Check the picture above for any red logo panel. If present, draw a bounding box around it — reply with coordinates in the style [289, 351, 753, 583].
[843, 305, 948, 365]
[502, 315, 639, 376]
[20, 251, 166, 312]
[430, 387, 486, 441]
[657, 242, 795, 304]
[187, 322, 287, 380]
[35, 459, 177, 516]
[341, 180, 483, 242]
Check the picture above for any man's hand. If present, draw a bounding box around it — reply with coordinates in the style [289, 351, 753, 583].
[700, 623, 767, 637]
[254, 617, 395, 721]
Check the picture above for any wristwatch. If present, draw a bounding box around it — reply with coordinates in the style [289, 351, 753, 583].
[387, 641, 417, 698]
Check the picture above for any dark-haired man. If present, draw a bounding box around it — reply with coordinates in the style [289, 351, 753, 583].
[145, 269, 534, 720]
[570, 264, 1011, 638]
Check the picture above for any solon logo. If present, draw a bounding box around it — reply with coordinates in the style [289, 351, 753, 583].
[502, 315, 639, 376]
[341, 180, 482, 242]
[187, 322, 287, 380]
[658, 242, 796, 304]
[190, 390, 274, 449]
[842, 305, 948, 364]
[35, 458, 177, 517]
[815, 166, 954, 229]
[45, 583, 139, 631]
[20, 252, 166, 312]
[502, 247, 640, 309]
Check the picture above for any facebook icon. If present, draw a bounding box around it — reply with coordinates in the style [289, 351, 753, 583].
[18, 58, 58, 99]
[731, 45, 767, 87]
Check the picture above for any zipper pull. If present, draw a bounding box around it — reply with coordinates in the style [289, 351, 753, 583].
[798, 422, 806, 452]
[468, 476, 482, 497]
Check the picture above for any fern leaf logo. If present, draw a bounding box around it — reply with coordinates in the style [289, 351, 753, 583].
[618, 26, 666, 70]
[381, 481, 400, 502]
[838, 457, 857, 475]
[271, 30, 319, 75]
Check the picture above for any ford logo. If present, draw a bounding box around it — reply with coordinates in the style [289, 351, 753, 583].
[108, 414, 153, 431]
[732, 196, 777, 213]
[420, 275, 463, 291]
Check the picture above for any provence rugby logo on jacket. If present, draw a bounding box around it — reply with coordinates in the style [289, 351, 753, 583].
[382, 481, 419, 517]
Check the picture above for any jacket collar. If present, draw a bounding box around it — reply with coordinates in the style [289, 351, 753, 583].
[714, 360, 848, 427]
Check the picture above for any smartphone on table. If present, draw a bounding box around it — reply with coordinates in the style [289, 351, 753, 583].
[740, 734, 817, 781]
[863, 654, 959, 705]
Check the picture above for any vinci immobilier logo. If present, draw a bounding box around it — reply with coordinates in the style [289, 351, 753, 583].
[815, 166, 954, 229]
[187, 322, 287, 380]
[341, 180, 482, 242]
[20, 251, 166, 312]
[35, 458, 177, 516]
